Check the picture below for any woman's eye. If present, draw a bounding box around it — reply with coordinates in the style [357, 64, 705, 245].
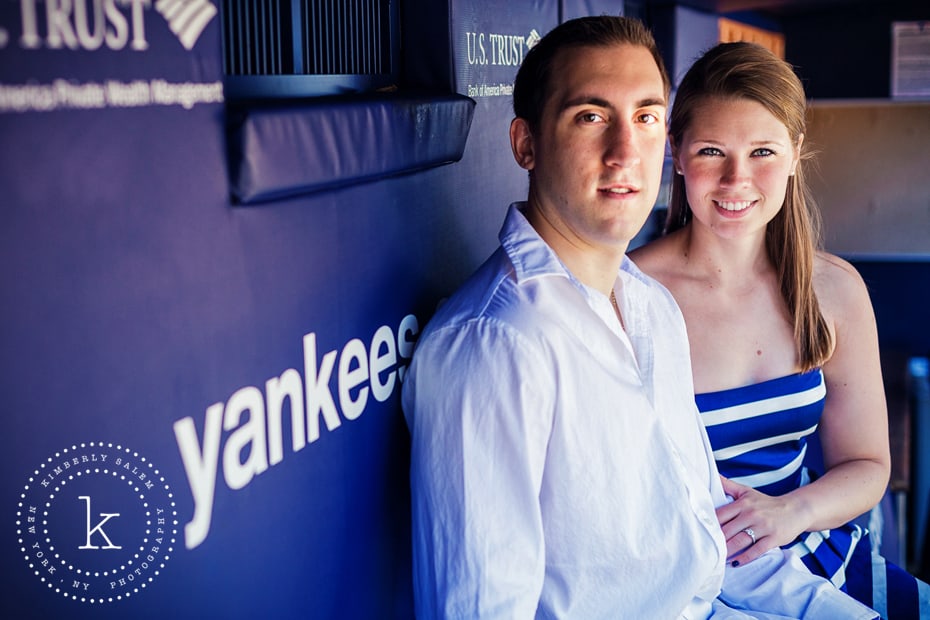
[697, 147, 723, 156]
[752, 148, 775, 157]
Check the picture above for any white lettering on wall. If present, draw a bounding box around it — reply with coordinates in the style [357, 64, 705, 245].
[19, 0, 151, 52]
[466, 32, 487, 66]
[463, 28, 541, 99]
[0, 79, 223, 113]
[488, 33, 526, 67]
[173, 314, 419, 550]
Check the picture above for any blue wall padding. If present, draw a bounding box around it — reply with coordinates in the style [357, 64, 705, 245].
[852, 260, 930, 358]
[228, 94, 476, 204]
[0, 0, 528, 615]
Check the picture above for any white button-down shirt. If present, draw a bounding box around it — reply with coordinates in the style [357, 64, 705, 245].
[403, 204, 877, 619]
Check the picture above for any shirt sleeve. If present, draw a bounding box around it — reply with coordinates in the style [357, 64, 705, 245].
[716, 546, 879, 619]
[403, 319, 554, 620]
[692, 419, 877, 619]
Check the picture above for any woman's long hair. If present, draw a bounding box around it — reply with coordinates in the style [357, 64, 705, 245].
[665, 42, 831, 370]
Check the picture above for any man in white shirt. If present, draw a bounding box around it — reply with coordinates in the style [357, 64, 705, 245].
[402, 15, 878, 619]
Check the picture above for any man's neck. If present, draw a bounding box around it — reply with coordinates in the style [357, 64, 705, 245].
[522, 201, 626, 296]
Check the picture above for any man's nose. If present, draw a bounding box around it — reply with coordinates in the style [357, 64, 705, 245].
[604, 122, 641, 168]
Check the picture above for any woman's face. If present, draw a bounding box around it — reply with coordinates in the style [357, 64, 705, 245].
[673, 96, 801, 240]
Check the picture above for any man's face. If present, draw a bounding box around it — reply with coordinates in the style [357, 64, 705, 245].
[513, 43, 667, 257]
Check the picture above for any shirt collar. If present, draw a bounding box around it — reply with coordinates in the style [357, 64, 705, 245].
[499, 202, 575, 286]
[500, 201, 654, 291]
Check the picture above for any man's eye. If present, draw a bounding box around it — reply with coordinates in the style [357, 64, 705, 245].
[579, 112, 603, 123]
[638, 113, 659, 125]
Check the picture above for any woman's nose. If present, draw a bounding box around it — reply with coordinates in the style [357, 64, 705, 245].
[720, 157, 750, 186]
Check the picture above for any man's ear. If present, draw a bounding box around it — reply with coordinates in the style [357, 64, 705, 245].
[510, 118, 536, 171]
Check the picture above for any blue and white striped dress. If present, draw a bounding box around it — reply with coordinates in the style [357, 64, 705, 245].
[696, 368, 930, 619]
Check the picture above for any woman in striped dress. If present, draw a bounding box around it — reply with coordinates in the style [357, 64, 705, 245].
[630, 41, 929, 618]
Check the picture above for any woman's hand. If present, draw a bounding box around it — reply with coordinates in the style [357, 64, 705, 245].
[717, 476, 810, 566]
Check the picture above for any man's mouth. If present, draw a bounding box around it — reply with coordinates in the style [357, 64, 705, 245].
[602, 186, 635, 195]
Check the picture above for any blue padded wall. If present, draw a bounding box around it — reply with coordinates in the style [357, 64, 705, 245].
[0, 1, 563, 618]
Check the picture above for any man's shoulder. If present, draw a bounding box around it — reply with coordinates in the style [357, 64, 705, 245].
[424, 247, 511, 322]
[414, 250, 511, 348]
[417, 247, 571, 353]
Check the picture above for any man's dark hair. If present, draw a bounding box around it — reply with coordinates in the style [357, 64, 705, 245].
[512, 16, 670, 130]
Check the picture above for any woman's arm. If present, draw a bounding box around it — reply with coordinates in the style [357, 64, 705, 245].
[717, 253, 891, 566]
[805, 253, 891, 528]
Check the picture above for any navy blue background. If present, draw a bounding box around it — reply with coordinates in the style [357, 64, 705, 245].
[0, 0, 582, 617]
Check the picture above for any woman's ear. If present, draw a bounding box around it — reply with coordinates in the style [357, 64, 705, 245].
[510, 118, 536, 171]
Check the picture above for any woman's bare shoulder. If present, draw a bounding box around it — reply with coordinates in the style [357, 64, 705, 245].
[813, 251, 873, 315]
